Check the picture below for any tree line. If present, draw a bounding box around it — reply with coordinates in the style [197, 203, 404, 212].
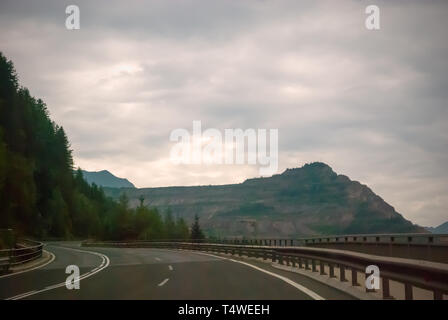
[0, 52, 204, 241]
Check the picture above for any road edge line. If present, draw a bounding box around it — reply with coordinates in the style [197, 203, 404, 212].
[181, 250, 325, 300]
[6, 246, 110, 300]
[158, 278, 169, 287]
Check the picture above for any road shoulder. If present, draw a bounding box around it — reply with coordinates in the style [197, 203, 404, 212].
[173, 248, 356, 300]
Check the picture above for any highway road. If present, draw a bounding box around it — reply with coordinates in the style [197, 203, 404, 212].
[0, 242, 354, 300]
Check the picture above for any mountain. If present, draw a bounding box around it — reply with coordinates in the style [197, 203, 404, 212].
[104, 162, 425, 237]
[426, 222, 448, 234]
[81, 170, 135, 188]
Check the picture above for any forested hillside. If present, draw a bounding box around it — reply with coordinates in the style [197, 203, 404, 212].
[106, 162, 426, 237]
[0, 53, 190, 241]
[0, 52, 424, 240]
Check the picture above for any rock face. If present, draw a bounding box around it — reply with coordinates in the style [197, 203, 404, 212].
[82, 170, 135, 189]
[104, 162, 426, 237]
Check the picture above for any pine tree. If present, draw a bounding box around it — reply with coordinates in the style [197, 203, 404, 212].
[190, 214, 205, 242]
[164, 209, 175, 239]
[0, 52, 200, 241]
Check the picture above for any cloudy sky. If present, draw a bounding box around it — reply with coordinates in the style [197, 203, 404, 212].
[1, 0, 447, 226]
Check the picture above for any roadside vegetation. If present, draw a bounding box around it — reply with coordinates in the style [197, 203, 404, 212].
[0, 52, 203, 242]
[0, 229, 15, 249]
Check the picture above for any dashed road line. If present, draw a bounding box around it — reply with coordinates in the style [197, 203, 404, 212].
[186, 251, 325, 300]
[158, 278, 169, 287]
[168, 265, 173, 271]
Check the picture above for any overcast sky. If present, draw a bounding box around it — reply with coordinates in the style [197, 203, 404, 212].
[1, 0, 447, 226]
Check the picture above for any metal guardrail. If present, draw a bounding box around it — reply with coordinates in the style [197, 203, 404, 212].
[207, 233, 448, 246]
[93, 233, 447, 246]
[83, 240, 448, 300]
[89, 233, 448, 263]
[0, 239, 44, 274]
[222, 233, 448, 264]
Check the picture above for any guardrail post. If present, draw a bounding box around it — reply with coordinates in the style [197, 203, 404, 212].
[278, 254, 284, 265]
[263, 251, 267, 260]
[298, 257, 303, 269]
[382, 277, 392, 299]
[329, 263, 335, 278]
[404, 283, 413, 300]
[320, 261, 326, 275]
[272, 252, 277, 263]
[433, 290, 443, 300]
[305, 259, 310, 270]
[312, 259, 317, 272]
[285, 255, 290, 266]
[351, 269, 359, 286]
[340, 265, 347, 282]
[7, 248, 13, 272]
[291, 257, 296, 267]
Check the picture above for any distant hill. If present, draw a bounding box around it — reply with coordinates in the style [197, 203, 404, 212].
[426, 222, 448, 234]
[104, 162, 425, 237]
[82, 170, 135, 188]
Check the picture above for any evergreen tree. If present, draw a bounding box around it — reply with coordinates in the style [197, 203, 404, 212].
[190, 214, 205, 242]
[0, 52, 194, 242]
[174, 216, 189, 240]
[164, 209, 175, 239]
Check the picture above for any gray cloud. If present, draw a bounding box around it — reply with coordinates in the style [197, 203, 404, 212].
[0, 0, 447, 226]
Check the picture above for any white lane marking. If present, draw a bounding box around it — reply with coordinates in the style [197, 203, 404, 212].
[189, 251, 325, 300]
[6, 246, 110, 300]
[0, 250, 56, 279]
[168, 265, 173, 271]
[7, 290, 38, 300]
[155, 257, 162, 261]
[158, 278, 169, 287]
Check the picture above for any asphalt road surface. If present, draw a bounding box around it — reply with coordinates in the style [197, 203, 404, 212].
[0, 242, 354, 300]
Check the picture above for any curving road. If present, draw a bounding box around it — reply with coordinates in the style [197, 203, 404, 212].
[0, 242, 354, 300]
